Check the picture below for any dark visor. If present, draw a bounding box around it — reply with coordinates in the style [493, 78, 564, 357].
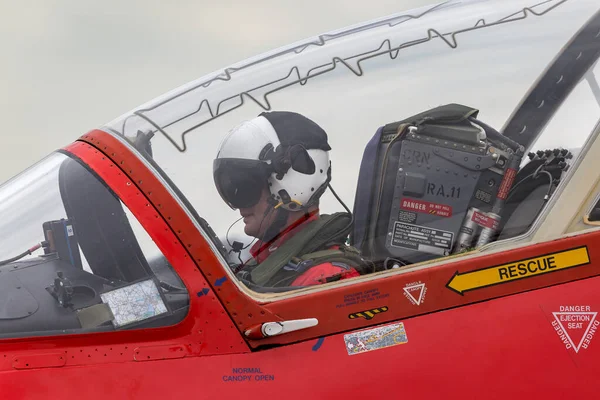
[213, 158, 272, 209]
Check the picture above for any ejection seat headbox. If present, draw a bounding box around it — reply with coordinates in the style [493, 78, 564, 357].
[351, 104, 523, 266]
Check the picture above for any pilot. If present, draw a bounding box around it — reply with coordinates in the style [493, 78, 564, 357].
[213, 111, 362, 287]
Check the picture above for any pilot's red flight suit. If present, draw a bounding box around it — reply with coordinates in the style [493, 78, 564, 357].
[249, 211, 360, 286]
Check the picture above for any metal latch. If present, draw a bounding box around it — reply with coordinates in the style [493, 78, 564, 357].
[244, 318, 318, 339]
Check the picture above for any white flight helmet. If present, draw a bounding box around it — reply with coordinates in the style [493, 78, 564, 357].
[213, 111, 331, 212]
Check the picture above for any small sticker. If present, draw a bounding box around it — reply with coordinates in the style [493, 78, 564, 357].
[398, 210, 417, 224]
[345, 322, 407, 355]
[472, 210, 499, 230]
[390, 221, 454, 256]
[459, 226, 474, 235]
[400, 198, 452, 217]
[551, 305, 599, 353]
[348, 306, 389, 320]
[497, 168, 517, 200]
[403, 281, 427, 305]
[475, 189, 492, 204]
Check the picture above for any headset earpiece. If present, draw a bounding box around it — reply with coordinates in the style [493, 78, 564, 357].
[258, 143, 275, 161]
[289, 144, 315, 175]
[260, 143, 316, 179]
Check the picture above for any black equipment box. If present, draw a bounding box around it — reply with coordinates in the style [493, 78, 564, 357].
[43, 219, 83, 270]
[354, 104, 517, 265]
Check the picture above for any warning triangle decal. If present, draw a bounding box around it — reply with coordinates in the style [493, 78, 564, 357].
[552, 312, 598, 353]
[403, 283, 425, 305]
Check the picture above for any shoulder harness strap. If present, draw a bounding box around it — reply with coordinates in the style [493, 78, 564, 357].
[249, 212, 366, 287]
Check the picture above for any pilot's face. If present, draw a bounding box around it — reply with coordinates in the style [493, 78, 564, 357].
[239, 185, 272, 238]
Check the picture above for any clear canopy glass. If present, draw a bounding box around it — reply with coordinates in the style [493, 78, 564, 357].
[101, 0, 600, 289]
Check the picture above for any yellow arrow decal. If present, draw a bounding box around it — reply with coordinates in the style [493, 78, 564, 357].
[446, 246, 590, 295]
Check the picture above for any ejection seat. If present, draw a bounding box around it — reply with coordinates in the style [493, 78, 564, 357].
[350, 124, 407, 270]
[58, 156, 152, 283]
[350, 125, 385, 259]
[349, 106, 568, 268]
[348, 104, 494, 266]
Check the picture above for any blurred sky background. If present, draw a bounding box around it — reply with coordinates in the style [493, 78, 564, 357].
[0, 0, 436, 184]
